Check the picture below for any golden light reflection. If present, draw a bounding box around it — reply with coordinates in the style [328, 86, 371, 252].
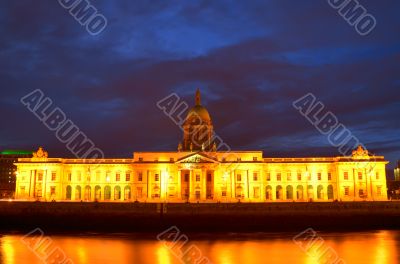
[156, 243, 173, 264]
[373, 230, 396, 263]
[1, 236, 16, 264]
[0, 232, 398, 264]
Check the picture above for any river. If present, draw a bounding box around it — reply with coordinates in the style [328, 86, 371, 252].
[0, 230, 399, 263]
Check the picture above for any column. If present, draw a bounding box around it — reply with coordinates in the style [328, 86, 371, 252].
[177, 170, 182, 199]
[147, 170, 151, 199]
[189, 170, 194, 200]
[231, 170, 235, 201]
[201, 169, 206, 200]
[71, 185, 76, 201]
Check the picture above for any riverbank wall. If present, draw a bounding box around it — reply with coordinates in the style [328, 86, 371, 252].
[1, 201, 400, 232]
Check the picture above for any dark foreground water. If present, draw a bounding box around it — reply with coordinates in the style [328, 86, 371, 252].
[0, 230, 399, 264]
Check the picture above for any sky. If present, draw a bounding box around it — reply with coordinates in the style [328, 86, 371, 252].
[0, 1, 399, 171]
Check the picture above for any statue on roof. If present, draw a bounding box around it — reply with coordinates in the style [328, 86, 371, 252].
[33, 147, 48, 159]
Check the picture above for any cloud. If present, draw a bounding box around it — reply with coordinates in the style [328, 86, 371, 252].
[0, 0, 399, 168]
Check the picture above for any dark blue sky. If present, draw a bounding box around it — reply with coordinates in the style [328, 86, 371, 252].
[1, 1, 399, 169]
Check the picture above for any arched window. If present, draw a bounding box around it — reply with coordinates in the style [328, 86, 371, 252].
[266, 185, 272, 200]
[307, 185, 314, 200]
[327, 185, 334, 200]
[114, 186, 121, 200]
[84, 186, 91, 200]
[317, 185, 324, 200]
[104, 186, 111, 200]
[95, 185, 101, 200]
[124, 186, 131, 200]
[276, 185, 283, 200]
[66, 185, 72, 200]
[75, 186, 81, 200]
[286, 185, 293, 200]
[296, 185, 303, 200]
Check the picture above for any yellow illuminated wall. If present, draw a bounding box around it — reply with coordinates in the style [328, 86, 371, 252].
[14, 148, 388, 202]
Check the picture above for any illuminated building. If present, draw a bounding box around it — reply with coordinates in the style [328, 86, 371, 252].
[14, 90, 388, 202]
[0, 150, 33, 198]
[395, 161, 400, 181]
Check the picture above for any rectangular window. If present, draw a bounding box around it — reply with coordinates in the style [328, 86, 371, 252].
[344, 186, 350, 196]
[237, 174, 242, 182]
[358, 172, 363, 180]
[317, 173, 322, 181]
[344, 172, 349, 180]
[126, 172, 131, 182]
[253, 157, 257, 161]
[51, 172, 56, 181]
[297, 172, 302, 181]
[154, 174, 159, 182]
[50, 186, 56, 195]
[237, 157, 241, 162]
[138, 172, 143, 182]
[307, 173, 311, 181]
[184, 173, 189, 182]
[68, 173, 72, 182]
[359, 189, 364, 197]
[377, 186, 382, 196]
[170, 158, 174, 162]
[116, 173, 121, 181]
[287, 172, 292, 181]
[221, 188, 227, 197]
[253, 172, 258, 181]
[20, 186, 25, 195]
[266, 173, 271, 181]
[328, 173, 332, 181]
[376, 172, 380, 180]
[138, 157, 143, 162]
[276, 173, 281, 181]
[253, 187, 260, 198]
[38, 172, 43, 181]
[137, 187, 143, 198]
[196, 174, 200, 182]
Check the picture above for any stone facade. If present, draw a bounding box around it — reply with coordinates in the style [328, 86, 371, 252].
[14, 91, 388, 202]
[395, 161, 400, 181]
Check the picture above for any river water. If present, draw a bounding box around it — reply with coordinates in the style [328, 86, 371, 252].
[0, 230, 399, 263]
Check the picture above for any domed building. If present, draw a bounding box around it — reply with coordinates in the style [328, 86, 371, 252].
[182, 89, 214, 152]
[14, 90, 388, 203]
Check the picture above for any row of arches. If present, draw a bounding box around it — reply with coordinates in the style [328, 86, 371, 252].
[263, 185, 334, 200]
[66, 185, 132, 201]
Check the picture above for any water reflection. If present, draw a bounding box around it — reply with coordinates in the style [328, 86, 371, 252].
[0, 230, 399, 264]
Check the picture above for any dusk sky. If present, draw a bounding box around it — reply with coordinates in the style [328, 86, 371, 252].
[1, 1, 399, 169]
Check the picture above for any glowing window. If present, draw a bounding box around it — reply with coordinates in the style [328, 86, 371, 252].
[276, 173, 281, 181]
[51, 172, 56, 181]
[253, 172, 258, 181]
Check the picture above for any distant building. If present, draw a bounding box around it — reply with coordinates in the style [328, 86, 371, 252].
[15, 90, 388, 202]
[0, 150, 33, 198]
[395, 161, 400, 181]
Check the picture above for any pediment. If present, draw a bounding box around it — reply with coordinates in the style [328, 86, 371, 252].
[176, 152, 218, 164]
